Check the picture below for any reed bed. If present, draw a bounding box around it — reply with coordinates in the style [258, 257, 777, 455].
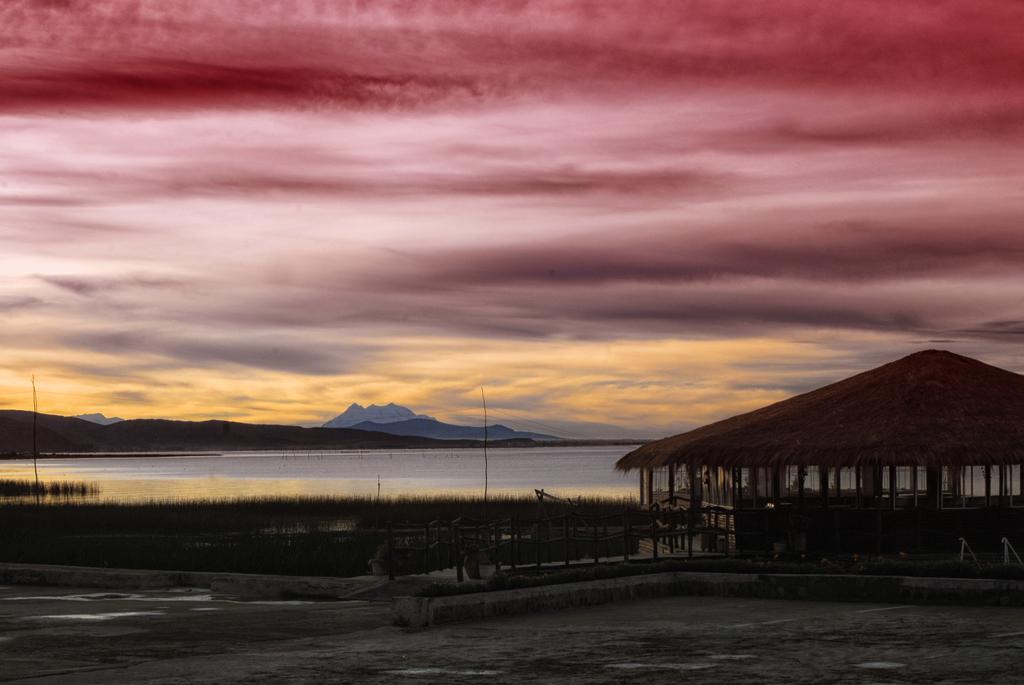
[0, 493, 633, 577]
[0, 479, 99, 498]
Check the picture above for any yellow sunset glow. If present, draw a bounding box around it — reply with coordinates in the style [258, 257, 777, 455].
[0, 333, 897, 435]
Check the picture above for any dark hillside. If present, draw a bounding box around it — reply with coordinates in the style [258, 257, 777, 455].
[0, 411, 513, 453]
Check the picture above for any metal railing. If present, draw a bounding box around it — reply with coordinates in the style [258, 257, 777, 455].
[1002, 537, 1024, 567]
[958, 536, 980, 567]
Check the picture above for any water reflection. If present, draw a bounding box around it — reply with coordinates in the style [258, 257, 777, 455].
[0, 445, 638, 502]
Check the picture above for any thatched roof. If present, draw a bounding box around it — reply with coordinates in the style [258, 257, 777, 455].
[617, 350, 1024, 471]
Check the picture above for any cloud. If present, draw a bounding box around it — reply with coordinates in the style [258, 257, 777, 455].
[9, 161, 731, 204]
[0, 194, 90, 207]
[0, 296, 42, 312]
[60, 329, 354, 375]
[957, 320, 1024, 339]
[4, 218, 138, 242]
[721, 100, 1024, 150]
[0, 59, 482, 113]
[3, 1, 1024, 113]
[378, 220, 1024, 287]
[39, 274, 185, 297]
[106, 389, 151, 404]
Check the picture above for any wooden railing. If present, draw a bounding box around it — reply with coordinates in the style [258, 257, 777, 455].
[384, 506, 736, 580]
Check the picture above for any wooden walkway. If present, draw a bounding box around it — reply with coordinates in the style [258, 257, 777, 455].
[384, 510, 735, 580]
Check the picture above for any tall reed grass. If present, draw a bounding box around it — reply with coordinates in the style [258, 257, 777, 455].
[0, 479, 99, 498]
[0, 493, 634, 577]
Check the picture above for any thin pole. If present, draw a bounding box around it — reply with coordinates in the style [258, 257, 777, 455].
[32, 375, 40, 503]
[481, 386, 488, 518]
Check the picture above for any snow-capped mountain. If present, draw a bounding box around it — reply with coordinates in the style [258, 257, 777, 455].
[74, 412, 125, 425]
[322, 402, 558, 440]
[322, 402, 435, 429]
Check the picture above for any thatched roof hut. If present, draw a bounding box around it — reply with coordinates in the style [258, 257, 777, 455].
[617, 350, 1024, 471]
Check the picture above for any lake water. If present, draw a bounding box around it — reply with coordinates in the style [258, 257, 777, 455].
[0, 445, 639, 502]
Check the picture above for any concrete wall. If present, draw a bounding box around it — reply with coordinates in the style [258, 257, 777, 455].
[393, 571, 1024, 627]
[0, 562, 193, 590]
[0, 562, 381, 599]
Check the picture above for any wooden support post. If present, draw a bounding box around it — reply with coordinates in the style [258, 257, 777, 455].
[386, 522, 395, 581]
[651, 515, 659, 561]
[996, 465, 1002, 506]
[985, 465, 992, 508]
[889, 466, 897, 512]
[724, 511, 731, 556]
[688, 514, 694, 558]
[687, 461, 698, 556]
[999, 464, 1005, 506]
[926, 467, 940, 509]
[1001, 465, 1008, 507]
[797, 466, 806, 509]
[855, 466, 862, 508]
[820, 466, 829, 509]
[957, 467, 965, 508]
[751, 467, 759, 509]
[1010, 465, 1015, 508]
[645, 469, 654, 508]
[875, 464, 884, 507]
[667, 465, 675, 505]
[912, 466, 919, 508]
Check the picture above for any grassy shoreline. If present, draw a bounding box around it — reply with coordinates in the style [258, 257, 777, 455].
[0, 494, 633, 577]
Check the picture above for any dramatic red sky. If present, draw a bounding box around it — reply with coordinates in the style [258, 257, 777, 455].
[3, 1, 1024, 435]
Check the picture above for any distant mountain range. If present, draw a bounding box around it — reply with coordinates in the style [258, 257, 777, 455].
[0, 410, 535, 454]
[323, 403, 557, 440]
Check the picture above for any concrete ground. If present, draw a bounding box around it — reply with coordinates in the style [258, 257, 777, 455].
[2, 584, 1023, 684]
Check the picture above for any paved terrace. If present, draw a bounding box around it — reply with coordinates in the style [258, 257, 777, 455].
[2, 583, 1023, 683]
